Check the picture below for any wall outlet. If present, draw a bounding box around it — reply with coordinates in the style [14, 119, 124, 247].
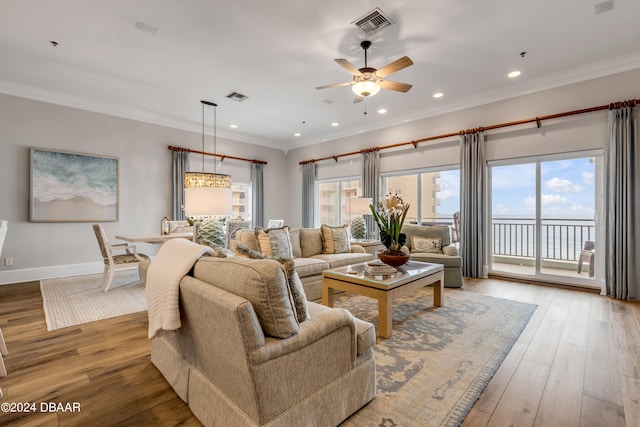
[4, 257, 13, 266]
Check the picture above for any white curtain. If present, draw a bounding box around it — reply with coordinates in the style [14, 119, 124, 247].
[362, 149, 380, 239]
[460, 130, 487, 278]
[605, 102, 639, 300]
[302, 162, 316, 228]
[172, 150, 189, 220]
[251, 163, 264, 228]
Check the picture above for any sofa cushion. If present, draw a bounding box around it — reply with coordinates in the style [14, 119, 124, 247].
[255, 226, 293, 258]
[233, 229, 259, 251]
[402, 224, 451, 250]
[410, 236, 442, 254]
[293, 257, 330, 278]
[311, 253, 373, 269]
[299, 228, 324, 258]
[288, 228, 303, 258]
[199, 238, 235, 258]
[193, 256, 299, 338]
[235, 243, 309, 322]
[321, 225, 351, 254]
[409, 252, 461, 268]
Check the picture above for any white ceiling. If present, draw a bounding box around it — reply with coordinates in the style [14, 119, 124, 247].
[1, 0, 639, 152]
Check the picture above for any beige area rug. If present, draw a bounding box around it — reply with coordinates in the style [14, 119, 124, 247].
[338, 287, 537, 427]
[40, 269, 147, 331]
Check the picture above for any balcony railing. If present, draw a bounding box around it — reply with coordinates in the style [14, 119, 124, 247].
[492, 218, 595, 262]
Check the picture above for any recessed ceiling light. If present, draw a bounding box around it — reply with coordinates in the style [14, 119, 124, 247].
[433, 92, 443, 98]
[230, 124, 238, 128]
[331, 122, 339, 127]
[294, 133, 301, 136]
[378, 108, 387, 114]
[508, 70, 521, 78]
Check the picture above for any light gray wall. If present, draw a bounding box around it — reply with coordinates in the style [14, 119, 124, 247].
[284, 68, 640, 227]
[0, 94, 288, 284]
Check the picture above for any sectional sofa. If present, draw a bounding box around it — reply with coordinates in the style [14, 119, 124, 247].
[231, 227, 374, 300]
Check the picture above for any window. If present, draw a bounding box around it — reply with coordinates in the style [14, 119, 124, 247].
[489, 151, 602, 287]
[382, 168, 460, 226]
[316, 179, 362, 226]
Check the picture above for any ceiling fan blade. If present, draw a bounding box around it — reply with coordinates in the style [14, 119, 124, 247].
[335, 58, 362, 76]
[353, 95, 364, 103]
[375, 56, 414, 78]
[315, 82, 353, 90]
[379, 80, 413, 93]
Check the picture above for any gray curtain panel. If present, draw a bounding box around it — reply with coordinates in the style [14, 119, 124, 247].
[605, 103, 639, 300]
[460, 130, 487, 278]
[362, 150, 380, 240]
[172, 150, 190, 220]
[251, 162, 264, 228]
[302, 162, 316, 228]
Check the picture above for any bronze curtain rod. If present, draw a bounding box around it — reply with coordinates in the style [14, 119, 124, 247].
[168, 145, 267, 165]
[298, 99, 638, 165]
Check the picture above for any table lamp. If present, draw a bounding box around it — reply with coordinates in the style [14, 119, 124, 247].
[347, 197, 372, 240]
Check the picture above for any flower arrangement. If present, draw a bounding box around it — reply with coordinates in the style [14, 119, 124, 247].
[370, 193, 411, 254]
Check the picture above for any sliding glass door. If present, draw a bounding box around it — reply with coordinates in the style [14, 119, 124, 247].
[489, 152, 602, 287]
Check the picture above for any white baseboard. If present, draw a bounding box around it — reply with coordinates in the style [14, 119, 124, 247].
[0, 262, 105, 285]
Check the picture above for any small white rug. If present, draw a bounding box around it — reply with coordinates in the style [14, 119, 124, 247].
[40, 269, 147, 331]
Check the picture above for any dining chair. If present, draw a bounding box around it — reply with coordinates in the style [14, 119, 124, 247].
[92, 224, 150, 292]
[0, 220, 8, 397]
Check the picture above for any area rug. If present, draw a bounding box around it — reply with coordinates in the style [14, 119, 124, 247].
[40, 269, 147, 331]
[338, 287, 537, 427]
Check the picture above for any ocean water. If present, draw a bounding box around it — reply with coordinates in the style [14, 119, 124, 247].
[32, 149, 117, 206]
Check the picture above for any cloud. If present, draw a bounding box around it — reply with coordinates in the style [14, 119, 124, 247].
[545, 177, 583, 193]
[582, 172, 594, 185]
[524, 194, 569, 206]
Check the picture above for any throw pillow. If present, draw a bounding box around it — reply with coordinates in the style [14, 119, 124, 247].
[320, 224, 351, 254]
[197, 218, 226, 247]
[411, 236, 443, 254]
[235, 243, 310, 322]
[198, 238, 235, 258]
[255, 226, 294, 259]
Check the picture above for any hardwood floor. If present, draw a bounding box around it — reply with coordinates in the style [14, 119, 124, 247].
[0, 278, 638, 426]
[461, 278, 640, 427]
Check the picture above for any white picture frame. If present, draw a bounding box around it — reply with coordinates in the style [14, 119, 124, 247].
[267, 219, 284, 229]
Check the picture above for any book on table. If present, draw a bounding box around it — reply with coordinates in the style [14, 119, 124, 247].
[364, 261, 398, 276]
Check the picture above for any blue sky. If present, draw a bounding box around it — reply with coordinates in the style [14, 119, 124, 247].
[491, 157, 596, 219]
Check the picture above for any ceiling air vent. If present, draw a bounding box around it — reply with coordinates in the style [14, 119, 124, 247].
[226, 91, 249, 102]
[352, 8, 394, 34]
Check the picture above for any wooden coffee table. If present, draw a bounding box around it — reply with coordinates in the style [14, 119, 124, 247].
[322, 261, 444, 338]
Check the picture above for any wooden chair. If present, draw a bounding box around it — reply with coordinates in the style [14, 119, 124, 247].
[0, 220, 8, 397]
[92, 224, 150, 292]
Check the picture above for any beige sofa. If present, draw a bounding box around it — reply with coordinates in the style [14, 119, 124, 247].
[400, 224, 464, 288]
[151, 256, 377, 427]
[231, 228, 373, 300]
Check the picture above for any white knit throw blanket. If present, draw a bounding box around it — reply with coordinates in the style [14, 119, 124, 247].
[146, 238, 213, 339]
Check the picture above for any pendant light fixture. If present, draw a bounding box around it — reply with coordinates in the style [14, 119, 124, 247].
[183, 100, 233, 217]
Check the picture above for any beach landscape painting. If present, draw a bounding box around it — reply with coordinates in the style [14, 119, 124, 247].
[30, 148, 119, 222]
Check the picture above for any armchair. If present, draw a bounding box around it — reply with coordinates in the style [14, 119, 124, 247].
[92, 224, 150, 292]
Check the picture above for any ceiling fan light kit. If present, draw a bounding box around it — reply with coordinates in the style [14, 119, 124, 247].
[316, 40, 413, 102]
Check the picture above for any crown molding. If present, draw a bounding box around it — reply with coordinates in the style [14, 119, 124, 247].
[2, 50, 640, 153]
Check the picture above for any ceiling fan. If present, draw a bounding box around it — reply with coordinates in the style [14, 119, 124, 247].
[316, 40, 413, 103]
